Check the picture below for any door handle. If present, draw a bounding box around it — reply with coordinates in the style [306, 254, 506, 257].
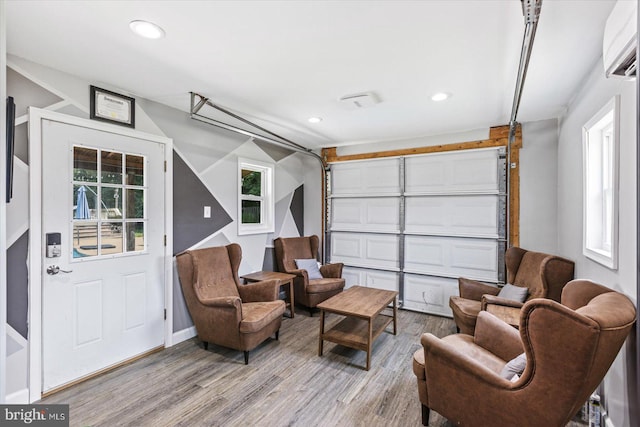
[46, 265, 73, 275]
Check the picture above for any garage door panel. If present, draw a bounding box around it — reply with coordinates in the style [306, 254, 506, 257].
[342, 267, 399, 292]
[332, 197, 400, 233]
[403, 274, 458, 317]
[342, 267, 363, 289]
[405, 149, 499, 194]
[404, 235, 498, 281]
[331, 158, 400, 196]
[452, 157, 498, 187]
[405, 195, 499, 237]
[331, 233, 362, 259]
[331, 232, 399, 270]
[365, 270, 399, 292]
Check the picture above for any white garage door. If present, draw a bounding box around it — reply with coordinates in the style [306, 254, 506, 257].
[327, 147, 506, 317]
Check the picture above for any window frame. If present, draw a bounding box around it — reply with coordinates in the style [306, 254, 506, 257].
[71, 145, 148, 260]
[237, 157, 275, 235]
[582, 96, 620, 269]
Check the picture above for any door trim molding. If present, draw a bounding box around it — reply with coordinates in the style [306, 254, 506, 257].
[27, 108, 173, 402]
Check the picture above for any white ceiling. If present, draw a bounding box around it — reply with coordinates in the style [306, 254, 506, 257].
[6, 0, 616, 149]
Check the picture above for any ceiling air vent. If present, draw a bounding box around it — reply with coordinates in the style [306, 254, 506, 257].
[338, 92, 380, 110]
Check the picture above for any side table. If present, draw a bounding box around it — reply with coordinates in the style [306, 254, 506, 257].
[241, 271, 296, 318]
[485, 304, 520, 328]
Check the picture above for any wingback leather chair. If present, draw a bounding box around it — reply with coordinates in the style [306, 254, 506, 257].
[449, 247, 574, 335]
[176, 244, 285, 364]
[274, 235, 345, 315]
[413, 279, 636, 426]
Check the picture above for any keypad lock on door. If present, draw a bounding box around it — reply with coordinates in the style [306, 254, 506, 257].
[46, 232, 61, 258]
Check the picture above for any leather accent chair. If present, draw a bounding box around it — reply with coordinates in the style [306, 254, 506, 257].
[414, 279, 636, 426]
[274, 235, 345, 315]
[176, 244, 285, 364]
[449, 247, 574, 335]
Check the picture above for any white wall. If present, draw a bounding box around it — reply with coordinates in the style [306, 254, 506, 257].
[557, 61, 636, 426]
[519, 118, 559, 254]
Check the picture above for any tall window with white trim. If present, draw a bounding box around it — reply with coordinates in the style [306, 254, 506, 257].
[583, 96, 619, 269]
[238, 158, 274, 235]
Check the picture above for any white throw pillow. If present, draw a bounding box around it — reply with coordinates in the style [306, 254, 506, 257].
[295, 258, 323, 280]
[499, 352, 527, 380]
[497, 283, 528, 302]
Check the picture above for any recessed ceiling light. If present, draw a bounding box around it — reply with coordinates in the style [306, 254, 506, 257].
[129, 20, 165, 39]
[431, 92, 450, 102]
[308, 117, 323, 123]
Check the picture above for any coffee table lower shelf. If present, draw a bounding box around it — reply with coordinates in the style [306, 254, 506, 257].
[320, 315, 393, 352]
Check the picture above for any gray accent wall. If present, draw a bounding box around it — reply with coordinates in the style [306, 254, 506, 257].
[291, 185, 304, 237]
[254, 139, 295, 162]
[172, 151, 232, 255]
[262, 247, 276, 272]
[7, 231, 28, 339]
[172, 264, 193, 332]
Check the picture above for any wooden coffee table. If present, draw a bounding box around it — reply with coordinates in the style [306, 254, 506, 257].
[317, 285, 398, 370]
[485, 304, 520, 328]
[241, 271, 296, 318]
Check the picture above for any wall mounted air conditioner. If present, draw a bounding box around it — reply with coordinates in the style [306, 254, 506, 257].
[603, 0, 637, 79]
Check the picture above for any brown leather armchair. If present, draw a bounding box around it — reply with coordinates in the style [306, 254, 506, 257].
[274, 235, 345, 315]
[176, 244, 285, 364]
[414, 279, 636, 426]
[449, 247, 574, 334]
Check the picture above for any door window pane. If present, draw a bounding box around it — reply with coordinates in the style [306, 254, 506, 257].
[126, 222, 145, 252]
[73, 185, 97, 220]
[101, 187, 123, 219]
[101, 222, 123, 255]
[101, 151, 122, 184]
[126, 154, 144, 186]
[73, 222, 98, 258]
[125, 189, 144, 219]
[74, 147, 98, 182]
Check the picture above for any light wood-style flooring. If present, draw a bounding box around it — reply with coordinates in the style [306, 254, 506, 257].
[40, 308, 585, 427]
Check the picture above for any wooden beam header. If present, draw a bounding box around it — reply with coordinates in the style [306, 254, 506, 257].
[322, 124, 522, 163]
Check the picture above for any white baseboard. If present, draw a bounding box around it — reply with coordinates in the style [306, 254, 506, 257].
[172, 326, 196, 345]
[5, 388, 29, 404]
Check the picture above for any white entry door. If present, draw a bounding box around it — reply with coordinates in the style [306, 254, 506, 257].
[40, 118, 166, 392]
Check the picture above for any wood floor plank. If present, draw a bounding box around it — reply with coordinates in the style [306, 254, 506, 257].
[39, 308, 585, 427]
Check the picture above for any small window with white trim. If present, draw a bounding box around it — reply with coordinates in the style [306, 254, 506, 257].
[583, 96, 619, 269]
[238, 158, 274, 235]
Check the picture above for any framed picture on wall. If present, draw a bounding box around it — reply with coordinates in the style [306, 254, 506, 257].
[89, 85, 135, 128]
[6, 96, 16, 203]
